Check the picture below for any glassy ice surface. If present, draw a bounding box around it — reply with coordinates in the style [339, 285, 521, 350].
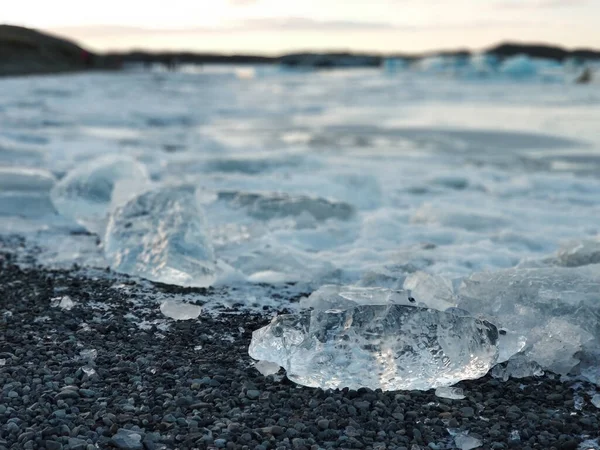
[249, 304, 499, 391]
[104, 186, 216, 287]
[591, 394, 600, 409]
[51, 155, 150, 235]
[160, 301, 202, 320]
[403, 272, 457, 311]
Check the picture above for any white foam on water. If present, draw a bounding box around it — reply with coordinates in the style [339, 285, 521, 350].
[3, 67, 600, 388]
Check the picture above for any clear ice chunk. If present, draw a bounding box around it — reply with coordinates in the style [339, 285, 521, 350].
[249, 304, 499, 391]
[453, 432, 483, 450]
[104, 186, 216, 287]
[160, 301, 202, 320]
[218, 191, 354, 221]
[403, 272, 457, 311]
[51, 296, 75, 310]
[458, 266, 600, 381]
[51, 155, 150, 235]
[591, 394, 600, 409]
[491, 355, 544, 381]
[435, 386, 465, 400]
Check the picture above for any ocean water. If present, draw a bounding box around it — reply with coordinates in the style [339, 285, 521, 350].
[1, 66, 600, 290]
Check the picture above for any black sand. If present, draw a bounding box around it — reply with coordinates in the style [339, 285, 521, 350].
[1, 237, 599, 450]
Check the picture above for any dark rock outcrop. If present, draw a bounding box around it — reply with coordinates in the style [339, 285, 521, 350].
[487, 42, 600, 62]
[0, 25, 112, 76]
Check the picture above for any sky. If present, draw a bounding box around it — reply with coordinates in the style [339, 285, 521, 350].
[3, 0, 600, 54]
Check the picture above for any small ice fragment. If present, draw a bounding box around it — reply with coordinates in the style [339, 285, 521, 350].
[249, 303, 499, 391]
[0, 359, 6, 366]
[194, 345, 203, 351]
[105, 186, 216, 287]
[454, 432, 483, 450]
[591, 394, 600, 409]
[51, 296, 75, 310]
[435, 386, 465, 400]
[574, 394, 584, 411]
[34, 316, 50, 323]
[80, 349, 98, 361]
[509, 430, 521, 442]
[160, 301, 202, 321]
[255, 360, 281, 376]
[82, 366, 96, 376]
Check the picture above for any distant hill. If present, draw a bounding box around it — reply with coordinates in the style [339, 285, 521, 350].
[487, 42, 600, 61]
[2, 25, 600, 77]
[0, 25, 102, 76]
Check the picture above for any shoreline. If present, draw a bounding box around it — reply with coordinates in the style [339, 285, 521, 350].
[2, 24, 600, 79]
[1, 237, 599, 450]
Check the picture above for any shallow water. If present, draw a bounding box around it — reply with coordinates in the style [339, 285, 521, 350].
[1, 67, 600, 288]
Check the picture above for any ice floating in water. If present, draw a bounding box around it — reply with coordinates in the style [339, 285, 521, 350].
[0, 167, 57, 217]
[249, 289, 499, 391]
[51, 296, 75, 310]
[160, 301, 202, 320]
[591, 394, 600, 409]
[104, 186, 216, 287]
[499, 55, 538, 78]
[51, 155, 150, 235]
[435, 386, 465, 400]
[255, 360, 281, 376]
[218, 191, 354, 221]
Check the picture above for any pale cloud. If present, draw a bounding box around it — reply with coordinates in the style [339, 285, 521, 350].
[238, 17, 398, 31]
[495, 0, 587, 8]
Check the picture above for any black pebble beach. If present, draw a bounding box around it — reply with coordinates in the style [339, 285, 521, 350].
[1, 238, 599, 450]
